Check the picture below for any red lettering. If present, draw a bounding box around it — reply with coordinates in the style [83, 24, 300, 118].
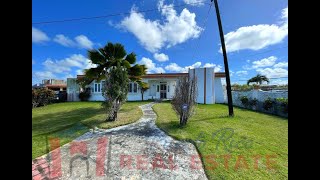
[120, 155, 133, 169]
[96, 137, 108, 176]
[152, 154, 167, 170]
[49, 138, 62, 178]
[221, 154, 231, 170]
[234, 155, 249, 170]
[136, 155, 148, 170]
[190, 155, 202, 169]
[205, 154, 218, 170]
[266, 154, 277, 170]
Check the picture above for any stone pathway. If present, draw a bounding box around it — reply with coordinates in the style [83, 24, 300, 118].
[32, 102, 208, 180]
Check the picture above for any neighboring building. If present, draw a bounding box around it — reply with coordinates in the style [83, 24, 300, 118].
[41, 79, 67, 92]
[67, 68, 226, 104]
[32, 79, 67, 101]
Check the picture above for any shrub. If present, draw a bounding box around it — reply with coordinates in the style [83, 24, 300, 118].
[32, 88, 56, 108]
[263, 97, 274, 111]
[79, 88, 91, 101]
[171, 76, 197, 126]
[240, 96, 249, 106]
[250, 98, 258, 107]
[276, 98, 288, 114]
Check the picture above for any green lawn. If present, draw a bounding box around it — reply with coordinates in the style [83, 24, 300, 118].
[32, 101, 148, 159]
[153, 102, 288, 180]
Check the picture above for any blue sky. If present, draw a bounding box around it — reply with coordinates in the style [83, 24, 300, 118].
[32, 0, 288, 85]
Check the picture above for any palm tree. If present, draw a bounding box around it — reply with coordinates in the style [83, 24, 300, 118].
[78, 42, 147, 85]
[247, 74, 270, 85]
[79, 42, 147, 121]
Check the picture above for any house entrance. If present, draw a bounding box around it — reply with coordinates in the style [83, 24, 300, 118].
[160, 83, 167, 99]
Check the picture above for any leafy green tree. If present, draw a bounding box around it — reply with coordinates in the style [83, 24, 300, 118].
[80, 42, 147, 84]
[102, 65, 129, 121]
[79, 42, 148, 120]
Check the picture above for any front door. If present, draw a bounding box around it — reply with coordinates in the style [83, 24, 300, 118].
[160, 84, 167, 99]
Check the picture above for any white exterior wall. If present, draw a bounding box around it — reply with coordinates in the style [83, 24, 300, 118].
[67, 68, 225, 103]
[189, 68, 216, 104]
[67, 78, 80, 101]
[142, 78, 178, 100]
[232, 89, 288, 107]
[214, 77, 225, 103]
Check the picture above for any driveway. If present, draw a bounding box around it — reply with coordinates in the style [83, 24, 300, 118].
[32, 102, 207, 180]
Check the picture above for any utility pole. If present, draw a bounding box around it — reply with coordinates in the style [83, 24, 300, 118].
[212, 0, 234, 116]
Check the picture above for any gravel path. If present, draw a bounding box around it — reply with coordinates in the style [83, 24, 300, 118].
[32, 102, 208, 180]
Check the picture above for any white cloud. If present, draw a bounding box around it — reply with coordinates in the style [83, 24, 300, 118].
[32, 27, 50, 43]
[256, 67, 288, 78]
[33, 71, 56, 80]
[53, 34, 75, 47]
[75, 35, 94, 49]
[203, 63, 222, 72]
[53, 34, 94, 49]
[280, 7, 288, 30]
[33, 54, 97, 84]
[246, 60, 250, 63]
[76, 69, 84, 75]
[252, 56, 277, 68]
[120, 10, 163, 52]
[138, 57, 165, 73]
[107, 20, 115, 26]
[42, 54, 96, 74]
[183, 0, 205, 6]
[235, 70, 248, 76]
[270, 78, 288, 85]
[203, 63, 215, 68]
[165, 62, 222, 73]
[165, 63, 184, 72]
[222, 7, 288, 53]
[274, 61, 288, 68]
[154, 53, 169, 62]
[184, 62, 202, 72]
[230, 70, 234, 77]
[120, 1, 202, 52]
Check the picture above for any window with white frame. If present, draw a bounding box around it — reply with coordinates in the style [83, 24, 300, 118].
[128, 82, 138, 93]
[93, 82, 102, 93]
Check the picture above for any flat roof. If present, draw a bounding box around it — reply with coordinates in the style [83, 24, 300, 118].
[76, 72, 226, 79]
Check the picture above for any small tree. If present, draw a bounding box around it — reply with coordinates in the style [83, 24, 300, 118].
[139, 82, 149, 101]
[171, 76, 197, 126]
[102, 65, 129, 121]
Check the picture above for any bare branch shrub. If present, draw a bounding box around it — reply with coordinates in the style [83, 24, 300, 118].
[171, 76, 197, 126]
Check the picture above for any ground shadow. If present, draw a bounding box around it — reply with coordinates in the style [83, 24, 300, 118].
[32, 107, 104, 136]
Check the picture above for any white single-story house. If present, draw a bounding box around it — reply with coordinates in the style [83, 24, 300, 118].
[67, 67, 226, 104]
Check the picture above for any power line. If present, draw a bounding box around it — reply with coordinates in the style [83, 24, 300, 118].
[229, 45, 288, 59]
[233, 77, 288, 81]
[32, 2, 211, 25]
